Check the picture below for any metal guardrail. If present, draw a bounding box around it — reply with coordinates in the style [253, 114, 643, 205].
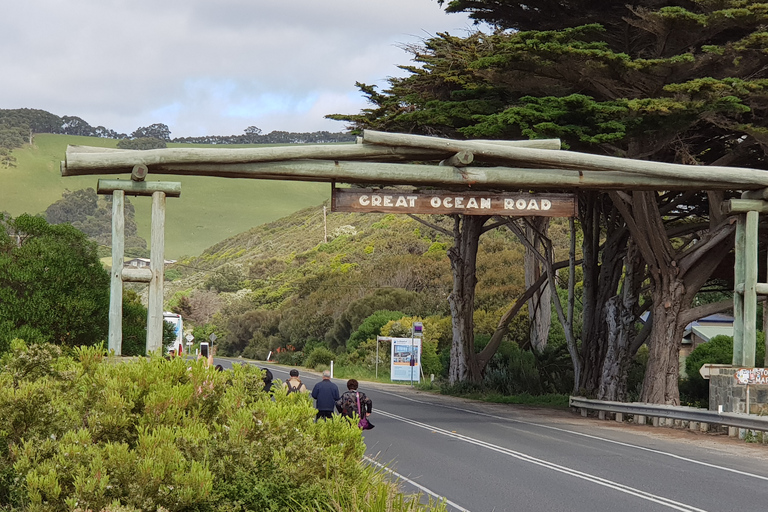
[569, 396, 768, 431]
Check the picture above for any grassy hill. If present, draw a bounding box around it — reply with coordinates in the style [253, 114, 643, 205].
[1, 134, 329, 258]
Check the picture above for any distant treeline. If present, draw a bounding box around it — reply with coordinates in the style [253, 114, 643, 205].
[0, 108, 355, 152]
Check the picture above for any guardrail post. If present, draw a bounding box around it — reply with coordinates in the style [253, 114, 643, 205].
[615, 413, 623, 423]
[636, 415, 646, 425]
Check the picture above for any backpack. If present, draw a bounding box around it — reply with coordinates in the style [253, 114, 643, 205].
[262, 368, 274, 393]
[285, 378, 302, 394]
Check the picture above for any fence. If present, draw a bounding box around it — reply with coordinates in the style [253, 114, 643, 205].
[569, 396, 768, 433]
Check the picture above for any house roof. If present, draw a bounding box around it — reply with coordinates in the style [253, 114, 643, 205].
[689, 325, 734, 342]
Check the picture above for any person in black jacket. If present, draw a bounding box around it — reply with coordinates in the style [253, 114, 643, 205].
[311, 370, 340, 421]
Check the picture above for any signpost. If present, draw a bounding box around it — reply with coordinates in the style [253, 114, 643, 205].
[332, 188, 577, 217]
[390, 337, 422, 383]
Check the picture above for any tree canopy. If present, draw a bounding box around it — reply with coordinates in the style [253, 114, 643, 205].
[0, 214, 110, 349]
[329, 0, 768, 403]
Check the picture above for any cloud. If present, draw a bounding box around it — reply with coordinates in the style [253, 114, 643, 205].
[1, 0, 477, 137]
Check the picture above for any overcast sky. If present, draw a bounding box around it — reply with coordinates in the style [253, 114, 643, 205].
[2, 1, 478, 138]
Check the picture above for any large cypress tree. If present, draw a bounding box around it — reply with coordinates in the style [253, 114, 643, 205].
[330, 0, 768, 403]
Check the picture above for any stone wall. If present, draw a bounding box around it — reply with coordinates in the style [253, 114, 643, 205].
[708, 365, 768, 414]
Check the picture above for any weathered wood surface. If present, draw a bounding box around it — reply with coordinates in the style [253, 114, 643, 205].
[147, 160, 745, 190]
[97, 179, 182, 197]
[63, 138, 560, 175]
[60, 130, 768, 190]
[146, 192, 166, 354]
[332, 188, 577, 217]
[108, 190, 124, 355]
[362, 130, 768, 187]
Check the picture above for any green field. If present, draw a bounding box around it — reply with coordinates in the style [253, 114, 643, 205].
[1, 134, 330, 258]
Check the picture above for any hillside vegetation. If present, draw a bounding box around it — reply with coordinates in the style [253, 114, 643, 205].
[1, 133, 330, 258]
[165, 203, 575, 392]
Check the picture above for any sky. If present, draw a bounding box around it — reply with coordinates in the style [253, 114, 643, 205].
[2, 1, 478, 138]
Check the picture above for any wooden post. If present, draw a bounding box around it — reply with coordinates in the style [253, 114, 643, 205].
[146, 191, 166, 354]
[745, 210, 758, 367]
[108, 190, 125, 355]
[734, 215, 746, 365]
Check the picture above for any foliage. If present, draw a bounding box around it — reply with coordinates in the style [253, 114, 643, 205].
[204, 264, 245, 293]
[117, 137, 168, 150]
[0, 341, 441, 511]
[45, 188, 146, 253]
[305, 346, 336, 369]
[348, 310, 406, 350]
[130, 123, 172, 141]
[0, 214, 110, 349]
[681, 334, 766, 403]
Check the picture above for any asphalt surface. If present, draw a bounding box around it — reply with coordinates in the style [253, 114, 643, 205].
[217, 358, 768, 512]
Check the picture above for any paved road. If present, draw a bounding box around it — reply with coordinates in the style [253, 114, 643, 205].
[219, 359, 768, 512]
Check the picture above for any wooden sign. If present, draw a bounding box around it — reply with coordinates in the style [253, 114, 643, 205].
[332, 189, 577, 217]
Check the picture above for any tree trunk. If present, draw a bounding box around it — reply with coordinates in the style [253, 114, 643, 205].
[448, 215, 488, 385]
[597, 241, 642, 401]
[525, 217, 551, 353]
[640, 280, 686, 405]
[579, 192, 629, 395]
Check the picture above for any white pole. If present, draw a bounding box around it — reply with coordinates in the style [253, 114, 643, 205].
[331, 360, 334, 379]
[410, 330, 415, 387]
[376, 337, 379, 379]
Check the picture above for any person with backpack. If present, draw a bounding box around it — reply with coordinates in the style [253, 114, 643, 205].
[283, 369, 308, 394]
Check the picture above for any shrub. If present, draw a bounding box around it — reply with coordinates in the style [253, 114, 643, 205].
[0, 341, 443, 511]
[305, 346, 335, 368]
[681, 333, 766, 404]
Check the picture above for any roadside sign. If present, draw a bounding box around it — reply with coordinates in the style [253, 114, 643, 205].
[734, 368, 768, 385]
[699, 364, 730, 380]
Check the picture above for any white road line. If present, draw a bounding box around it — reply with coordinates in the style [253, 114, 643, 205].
[364, 456, 472, 512]
[374, 389, 768, 482]
[377, 409, 709, 512]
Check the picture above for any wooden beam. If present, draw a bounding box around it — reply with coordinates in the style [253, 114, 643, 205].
[362, 130, 768, 187]
[97, 179, 182, 198]
[725, 199, 768, 214]
[126, 160, 743, 191]
[121, 267, 153, 282]
[63, 138, 560, 175]
[439, 151, 474, 167]
[131, 164, 148, 181]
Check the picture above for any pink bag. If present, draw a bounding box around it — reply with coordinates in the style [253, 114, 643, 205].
[356, 392, 374, 430]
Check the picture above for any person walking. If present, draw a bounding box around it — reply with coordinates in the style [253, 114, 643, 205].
[336, 379, 373, 429]
[283, 369, 308, 394]
[311, 370, 340, 421]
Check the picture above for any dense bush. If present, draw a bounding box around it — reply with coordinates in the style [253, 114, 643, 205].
[305, 346, 335, 369]
[680, 334, 766, 404]
[0, 341, 443, 512]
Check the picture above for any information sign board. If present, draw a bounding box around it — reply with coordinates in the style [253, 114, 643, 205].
[390, 337, 421, 382]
